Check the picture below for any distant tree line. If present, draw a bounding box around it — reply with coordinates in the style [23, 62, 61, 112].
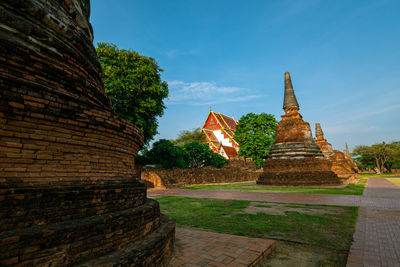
[353, 141, 400, 173]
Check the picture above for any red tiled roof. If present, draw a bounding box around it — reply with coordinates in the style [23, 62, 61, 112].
[220, 114, 237, 131]
[220, 145, 238, 158]
[205, 130, 218, 143]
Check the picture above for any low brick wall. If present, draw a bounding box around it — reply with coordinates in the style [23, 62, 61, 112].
[142, 163, 260, 189]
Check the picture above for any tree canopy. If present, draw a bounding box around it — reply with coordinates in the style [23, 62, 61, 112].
[96, 43, 168, 144]
[183, 141, 226, 168]
[353, 141, 400, 173]
[137, 139, 226, 169]
[171, 128, 206, 146]
[235, 113, 277, 168]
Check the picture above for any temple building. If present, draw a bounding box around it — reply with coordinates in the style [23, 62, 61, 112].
[201, 109, 239, 159]
[315, 123, 358, 178]
[257, 72, 342, 186]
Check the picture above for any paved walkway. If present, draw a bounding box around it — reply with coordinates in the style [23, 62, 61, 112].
[149, 177, 400, 266]
[347, 177, 400, 267]
[170, 228, 275, 267]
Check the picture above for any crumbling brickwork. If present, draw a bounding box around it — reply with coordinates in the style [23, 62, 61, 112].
[0, 0, 174, 265]
[258, 73, 342, 186]
[143, 160, 259, 188]
[315, 123, 357, 179]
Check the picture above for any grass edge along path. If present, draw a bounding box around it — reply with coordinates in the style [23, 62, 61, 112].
[155, 196, 359, 266]
[183, 177, 368, 195]
[155, 196, 358, 250]
[386, 177, 400, 187]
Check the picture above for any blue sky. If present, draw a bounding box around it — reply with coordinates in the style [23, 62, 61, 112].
[91, 0, 400, 151]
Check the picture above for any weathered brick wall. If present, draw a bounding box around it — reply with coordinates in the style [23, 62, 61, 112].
[142, 163, 259, 189]
[0, 0, 174, 265]
[259, 158, 342, 186]
[0, 0, 142, 186]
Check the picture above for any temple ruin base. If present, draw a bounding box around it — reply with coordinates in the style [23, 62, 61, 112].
[258, 159, 343, 186]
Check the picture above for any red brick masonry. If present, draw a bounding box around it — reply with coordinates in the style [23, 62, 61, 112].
[0, 0, 174, 265]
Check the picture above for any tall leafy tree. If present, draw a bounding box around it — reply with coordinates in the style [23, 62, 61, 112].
[138, 140, 226, 169]
[171, 128, 206, 146]
[146, 139, 188, 169]
[183, 141, 226, 168]
[353, 141, 400, 173]
[96, 43, 168, 144]
[235, 113, 277, 168]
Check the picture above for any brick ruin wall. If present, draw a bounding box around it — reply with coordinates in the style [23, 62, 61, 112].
[142, 159, 259, 188]
[0, 0, 174, 266]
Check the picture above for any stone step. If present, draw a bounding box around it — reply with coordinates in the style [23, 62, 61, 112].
[170, 227, 276, 266]
[0, 199, 162, 266]
[0, 180, 148, 231]
[79, 215, 175, 267]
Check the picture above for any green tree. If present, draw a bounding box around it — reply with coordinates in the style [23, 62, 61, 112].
[353, 141, 400, 173]
[171, 128, 206, 146]
[183, 141, 226, 168]
[96, 43, 168, 144]
[235, 113, 277, 168]
[140, 140, 226, 169]
[146, 139, 187, 169]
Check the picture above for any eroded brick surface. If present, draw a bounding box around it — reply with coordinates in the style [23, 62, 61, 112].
[258, 73, 342, 186]
[0, 0, 174, 265]
[142, 159, 259, 189]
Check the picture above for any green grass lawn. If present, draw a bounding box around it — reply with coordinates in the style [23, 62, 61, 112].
[359, 173, 399, 178]
[183, 177, 368, 195]
[386, 177, 400, 187]
[155, 196, 358, 252]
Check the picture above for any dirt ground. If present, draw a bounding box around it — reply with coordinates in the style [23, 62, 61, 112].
[263, 241, 348, 267]
[244, 202, 346, 216]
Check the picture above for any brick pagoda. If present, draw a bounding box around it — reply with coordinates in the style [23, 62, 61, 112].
[257, 72, 342, 186]
[315, 123, 357, 179]
[0, 0, 174, 265]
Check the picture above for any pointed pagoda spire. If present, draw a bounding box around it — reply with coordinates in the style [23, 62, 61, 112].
[283, 72, 299, 110]
[345, 142, 349, 153]
[315, 123, 324, 138]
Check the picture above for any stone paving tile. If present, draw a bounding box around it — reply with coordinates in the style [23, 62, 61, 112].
[170, 227, 275, 267]
[347, 178, 400, 267]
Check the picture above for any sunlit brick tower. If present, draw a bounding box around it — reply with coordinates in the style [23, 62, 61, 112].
[257, 72, 342, 185]
[0, 0, 174, 265]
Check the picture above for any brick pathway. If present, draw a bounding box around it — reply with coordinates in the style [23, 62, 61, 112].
[149, 176, 400, 266]
[170, 228, 275, 267]
[148, 188, 362, 206]
[347, 177, 400, 267]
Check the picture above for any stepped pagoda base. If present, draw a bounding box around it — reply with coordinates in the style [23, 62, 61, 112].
[258, 158, 342, 186]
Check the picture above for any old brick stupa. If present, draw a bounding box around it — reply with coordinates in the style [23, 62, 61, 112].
[257, 72, 342, 186]
[315, 123, 357, 179]
[0, 0, 174, 266]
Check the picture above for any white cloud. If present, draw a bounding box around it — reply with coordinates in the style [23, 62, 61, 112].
[166, 80, 263, 106]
